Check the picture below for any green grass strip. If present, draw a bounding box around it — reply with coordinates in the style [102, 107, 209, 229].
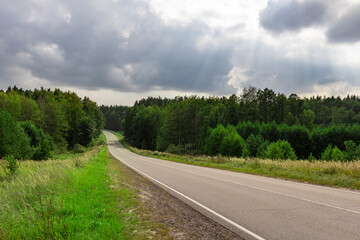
[0, 146, 145, 240]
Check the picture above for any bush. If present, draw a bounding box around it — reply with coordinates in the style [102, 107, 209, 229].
[0, 110, 32, 159]
[73, 144, 86, 153]
[332, 146, 344, 161]
[256, 140, 270, 158]
[242, 134, 263, 158]
[343, 140, 360, 161]
[264, 140, 297, 160]
[321, 144, 344, 161]
[321, 145, 333, 161]
[165, 144, 184, 155]
[280, 124, 311, 159]
[308, 153, 316, 162]
[32, 137, 53, 160]
[265, 143, 284, 159]
[236, 121, 260, 139]
[5, 155, 18, 175]
[204, 125, 226, 155]
[21, 121, 54, 160]
[219, 126, 245, 157]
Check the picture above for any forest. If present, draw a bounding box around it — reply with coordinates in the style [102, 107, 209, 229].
[101, 87, 360, 161]
[0, 86, 104, 160]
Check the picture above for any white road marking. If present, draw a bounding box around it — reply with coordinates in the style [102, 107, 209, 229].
[126, 151, 360, 216]
[106, 136, 266, 240]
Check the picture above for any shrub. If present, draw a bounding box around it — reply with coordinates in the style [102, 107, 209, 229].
[73, 144, 86, 153]
[264, 140, 297, 160]
[242, 134, 263, 158]
[236, 121, 260, 139]
[321, 144, 344, 161]
[32, 137, 53, 160]
[219, 125, 245, 157]
[5, 155, 18, 175]
[343, 140, 359, 161]
[0, 110, 32, 159]
[165, 144, 184, 155]
[321, 145, 333, 161]
[308, 153, 316, 162]
[265, 143, 284, 159]
[204, 125, 226, 155]
[256, 140, 270, 158]
[332, 146, 344, 161]
[21, 121, 54, 160]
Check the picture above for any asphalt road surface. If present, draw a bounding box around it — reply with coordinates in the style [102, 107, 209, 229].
[104, 131, 360, 240]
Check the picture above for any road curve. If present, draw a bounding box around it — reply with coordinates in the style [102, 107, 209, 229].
[104, 131, 360, 240]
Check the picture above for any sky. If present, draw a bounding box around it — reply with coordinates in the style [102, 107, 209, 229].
[1, 0, 360, 106]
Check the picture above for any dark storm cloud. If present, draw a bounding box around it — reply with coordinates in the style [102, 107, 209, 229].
[260, 0, 328, 34]
[0, 0, 235, 94]
[326, 4, 360, 43]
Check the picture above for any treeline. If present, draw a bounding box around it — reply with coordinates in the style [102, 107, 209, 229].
[204, 122, 360, 161]
[100, 105, 128, 131]
[117, 87, 360, 161]
[0, 86, 104, 160]
[100, 96, 179, 131]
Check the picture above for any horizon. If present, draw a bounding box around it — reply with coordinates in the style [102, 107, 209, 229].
[3, 85, 360, 107]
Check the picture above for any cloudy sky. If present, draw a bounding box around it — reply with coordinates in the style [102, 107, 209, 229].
[1, 0, 360, 105]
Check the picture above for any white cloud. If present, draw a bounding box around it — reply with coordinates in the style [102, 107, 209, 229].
[1, 0, 360, 105]
[29, 43, 64, 63]
[300, 81, 360, 98]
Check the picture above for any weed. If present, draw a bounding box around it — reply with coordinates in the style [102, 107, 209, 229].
[0, 143, 169, 239]
[5, 155, 18, 175]
[73, 157, 84, 168]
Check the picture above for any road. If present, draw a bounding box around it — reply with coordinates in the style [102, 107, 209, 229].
[104, 131, 360, 240]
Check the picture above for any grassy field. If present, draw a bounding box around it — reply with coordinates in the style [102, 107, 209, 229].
[112, 132, 360, 190]
[0, 142, 170, 239]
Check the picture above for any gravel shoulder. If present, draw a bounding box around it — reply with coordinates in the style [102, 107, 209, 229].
[109, 152, 242, 240]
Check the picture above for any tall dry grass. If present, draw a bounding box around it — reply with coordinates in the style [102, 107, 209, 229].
[134, 148, 360, 189]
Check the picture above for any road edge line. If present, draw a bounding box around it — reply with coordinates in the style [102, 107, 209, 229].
[105, 135, 266, 240]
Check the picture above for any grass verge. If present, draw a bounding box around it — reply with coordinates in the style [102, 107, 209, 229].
[0, 143, 170, 239]
[112, 132, 360, 190]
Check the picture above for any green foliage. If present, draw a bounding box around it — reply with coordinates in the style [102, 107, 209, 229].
[0, 110, 32, 159]
[332, 146, 344, 161]
[125, 105, 161, 150]
[114, 88, 360, 161]
[321, 145, 333, 161]
[219, 125, 245, 157]
[236, 121, 260, 139]
[165, 144, 184, 155]
[0, 87, 104, 156]
[280, 124, 311, 159]
[73, 144, 86, 153]
[114, 129, 360, 190]
[204, 125, 227, 155]
[299, 109, 315, 129]
[284, 112, 299, 126]
[264, 140, 297, 160]
[308, 153, 316, 162]
[256, 140, 270, 158]
[100, 105, 127, 131]
[343, 140, 358, 161]
[0, 146, 161, 239]
[242, 134, 264, 158]
[20, 121, 54, 160]
[5, 155, 19, 175]
[321, 145, 344, 161]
